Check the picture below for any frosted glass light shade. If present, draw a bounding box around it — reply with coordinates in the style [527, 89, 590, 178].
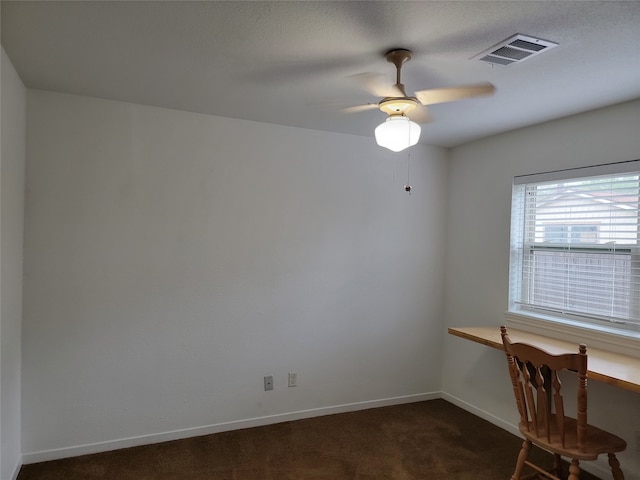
[374, 116, 421, 152]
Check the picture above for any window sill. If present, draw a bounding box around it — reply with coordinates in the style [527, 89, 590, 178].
[504, 310, 640, 359]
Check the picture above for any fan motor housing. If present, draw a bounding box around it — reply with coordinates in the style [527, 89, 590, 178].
[379, 97, 419, 116]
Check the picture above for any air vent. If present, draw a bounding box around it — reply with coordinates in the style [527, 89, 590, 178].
[472, 34, 558, 66]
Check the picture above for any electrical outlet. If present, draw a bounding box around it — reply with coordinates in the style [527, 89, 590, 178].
[264, 375, 273, 391]
[288, 371, 297, 387]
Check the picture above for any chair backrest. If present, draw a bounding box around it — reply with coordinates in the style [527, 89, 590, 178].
[500, 326, 588, 451]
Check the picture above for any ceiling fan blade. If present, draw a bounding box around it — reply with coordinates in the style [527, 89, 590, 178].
[349, 73, 403, 98]
[408, 105, 432, 124]
[341, 103, 380, 114]
[414, 82, 495, 106]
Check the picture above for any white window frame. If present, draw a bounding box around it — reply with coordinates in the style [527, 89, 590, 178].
[507, 160, 640, 358]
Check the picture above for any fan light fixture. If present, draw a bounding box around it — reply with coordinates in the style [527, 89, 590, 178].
[375, 115, 421, 152]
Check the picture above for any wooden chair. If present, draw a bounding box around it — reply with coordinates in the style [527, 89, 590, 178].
[500, 326, 626, 480]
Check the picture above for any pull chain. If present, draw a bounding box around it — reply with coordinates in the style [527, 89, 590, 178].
[404, 123, 412, 194]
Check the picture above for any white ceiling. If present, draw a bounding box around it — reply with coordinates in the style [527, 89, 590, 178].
[2, 1, 640, 148]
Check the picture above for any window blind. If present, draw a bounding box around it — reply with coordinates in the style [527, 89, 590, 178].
[510, 161, 640, 329]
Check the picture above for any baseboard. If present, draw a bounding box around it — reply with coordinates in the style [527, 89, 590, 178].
[22, 391, 440, 465]
[11, 456, 22, 480]
[440, 392, 521, 437]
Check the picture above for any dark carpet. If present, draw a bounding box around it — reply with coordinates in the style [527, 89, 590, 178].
[18, 399, 602, 479]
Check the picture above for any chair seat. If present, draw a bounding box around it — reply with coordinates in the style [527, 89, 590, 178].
[519, 416, 627, 460]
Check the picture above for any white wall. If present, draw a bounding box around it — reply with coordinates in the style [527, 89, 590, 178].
[22, 90, 448, 460]
[1, 48, 26, 480]
[443, 99, 640, 480]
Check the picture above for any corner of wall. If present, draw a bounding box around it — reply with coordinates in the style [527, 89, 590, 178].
[1, 45, 27, 480]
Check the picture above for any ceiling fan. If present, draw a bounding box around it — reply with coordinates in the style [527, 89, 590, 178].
[346, 48, 495, 151]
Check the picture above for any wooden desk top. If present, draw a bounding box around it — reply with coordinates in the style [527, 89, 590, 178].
[449, 326, 640, 394]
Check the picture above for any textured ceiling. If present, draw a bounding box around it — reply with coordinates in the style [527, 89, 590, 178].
[2, 1, 640, 148]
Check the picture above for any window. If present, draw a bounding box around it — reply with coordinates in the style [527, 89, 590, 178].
[509, 161, 640, 334]
[543, 224, 598, 243]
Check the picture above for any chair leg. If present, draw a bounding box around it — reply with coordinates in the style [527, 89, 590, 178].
[568, 459, 581, 480]
[552, 453, 563, 478]
[608, 453, 625, 480]
[511, 440, 531, 480]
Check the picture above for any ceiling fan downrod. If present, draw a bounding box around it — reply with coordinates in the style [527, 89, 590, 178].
[385, 49, 412, 97]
